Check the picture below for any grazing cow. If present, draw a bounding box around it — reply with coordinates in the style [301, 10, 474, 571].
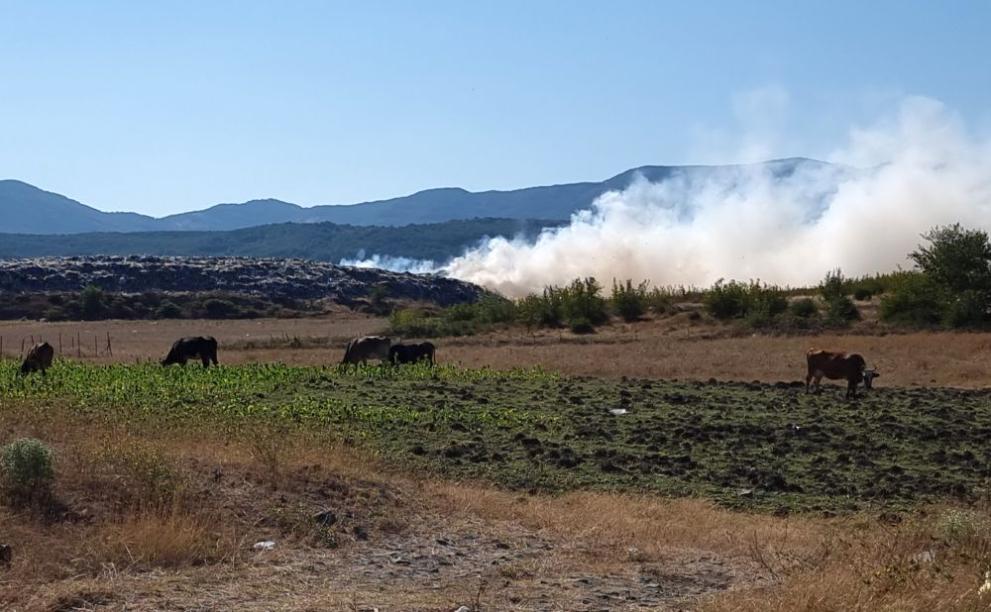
[805, 349, 879, 399]
[20, 342, 54, 376]
[162, 336, 219, 368]
[389, 341, 436, 366]
[341, 336, 392, 365]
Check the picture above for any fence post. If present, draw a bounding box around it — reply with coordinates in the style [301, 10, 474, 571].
[77, 332, 81, 358]
[94, 335, 98, 357]
[106, 332, 113, 357]
[59, 332, 62, 355]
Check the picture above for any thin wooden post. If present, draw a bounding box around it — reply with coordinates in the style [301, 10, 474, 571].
[94, 335, 98, 357]
[106, 332, 113, 356]
[77, 332, 81, 358]
[58, 333, 62, 355]
[0, 336, 3, 358]
[20, 338, 25, 355]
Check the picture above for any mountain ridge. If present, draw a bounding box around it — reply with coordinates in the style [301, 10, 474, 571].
[2, 157, 837, 234]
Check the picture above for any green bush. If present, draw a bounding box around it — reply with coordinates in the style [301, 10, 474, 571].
[156, 301, 183, 319]
[646, 288, 675, 314]
[560, 277, 609, 328]
[569, 317, 596, 334]
[1, 438, 55, 507]
[879, 273, 945, 326]
[943, 290, 988, 328]
[389, 308, 476, 337]
[704, 280, 786, 326]
[80, 284, 108, 320]
[516, 292, 560, 329]
[911, 224, 991, 295]
[826, 296, 860, 324]
[203, 299, 239, 319]
[820, 269, 847, 303]
[852, 287, 873, 301]
[704, 280, 750, 319]
[789, 298, 819, 319]
[611, 279, 648, 322]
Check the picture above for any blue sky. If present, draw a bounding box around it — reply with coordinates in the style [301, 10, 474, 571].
[1, 1, 988, 216]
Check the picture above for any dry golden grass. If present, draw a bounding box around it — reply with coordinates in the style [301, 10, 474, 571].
[442, 322, 991, 388]
[2, 404, 991, 610]
[4, 313, 991, 387]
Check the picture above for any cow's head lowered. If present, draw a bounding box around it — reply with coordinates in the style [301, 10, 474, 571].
[862, 368, 880, 389]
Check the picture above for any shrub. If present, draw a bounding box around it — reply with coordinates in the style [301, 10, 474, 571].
[852, 287, 873, 301]
[517, 293, 559, 329]
[203, 299, 238, 319]
[704, 280, 749, 319]
[879, 273, 945, 326]
[820, 269, 848, 303]
[789, 298, 819, 319]
[826, 296, 860, 324]
[560, 277, 609, 328]
[1, 438, 55, 507]
[646, 288, 675, 314]
[366, 285, 391, 315]
[80, 284, 108, 320]
[156, 301, 183, 319]
[569, 317, 596, 334]
[43, 307, 67, 321]
[944, 289, 988, 328]
[611, 279, 648, 322]
[704, 280, 786, 326]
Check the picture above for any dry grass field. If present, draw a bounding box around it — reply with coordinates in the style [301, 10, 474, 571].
[3, 404, 990, 611]
[3, 314, 991, 610]
[3, 314, 991, 388]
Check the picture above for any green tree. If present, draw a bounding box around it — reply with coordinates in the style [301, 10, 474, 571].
[911, 224, 991, 295]
[80, 284, 108, 320]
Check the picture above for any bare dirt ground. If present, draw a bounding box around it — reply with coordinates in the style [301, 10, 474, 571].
[3, 314, 991, 387]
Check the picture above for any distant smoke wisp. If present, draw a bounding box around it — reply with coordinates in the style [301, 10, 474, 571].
[445, 97, 991, 297]
[339, 251, 440, 275]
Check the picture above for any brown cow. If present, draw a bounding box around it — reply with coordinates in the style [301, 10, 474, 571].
[805, 349, 879, 399]
[341, 336, 392, 365]
[20, 342, 54, 376]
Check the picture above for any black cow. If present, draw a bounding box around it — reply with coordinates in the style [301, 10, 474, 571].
[389, 341, 435, 366]
[20, 342, 54, 376]
[162, 336, 219, 368]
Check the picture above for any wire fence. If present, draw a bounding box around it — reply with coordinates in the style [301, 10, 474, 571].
[0, 332, 113, 360]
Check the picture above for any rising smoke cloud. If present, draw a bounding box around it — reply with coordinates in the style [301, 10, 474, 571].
[445, 97, 991, 297]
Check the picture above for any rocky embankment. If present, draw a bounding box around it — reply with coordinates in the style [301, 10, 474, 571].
[0, 256, 485, 307]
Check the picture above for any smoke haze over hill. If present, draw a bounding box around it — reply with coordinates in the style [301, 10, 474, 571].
[445, 98, 991, 297]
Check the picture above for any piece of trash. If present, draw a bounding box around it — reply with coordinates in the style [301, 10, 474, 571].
[911, 550, 935, 564]
[253, 540, 276, 551]
[609, 408, 628, 415]
[979, 571, 991, 595]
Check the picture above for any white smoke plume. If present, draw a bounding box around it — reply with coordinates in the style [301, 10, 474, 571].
[445, 97, 991, 297]
[339, 251, 440, 275]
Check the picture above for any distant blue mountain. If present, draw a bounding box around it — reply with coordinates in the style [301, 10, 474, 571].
[1, 158, 839, 234]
